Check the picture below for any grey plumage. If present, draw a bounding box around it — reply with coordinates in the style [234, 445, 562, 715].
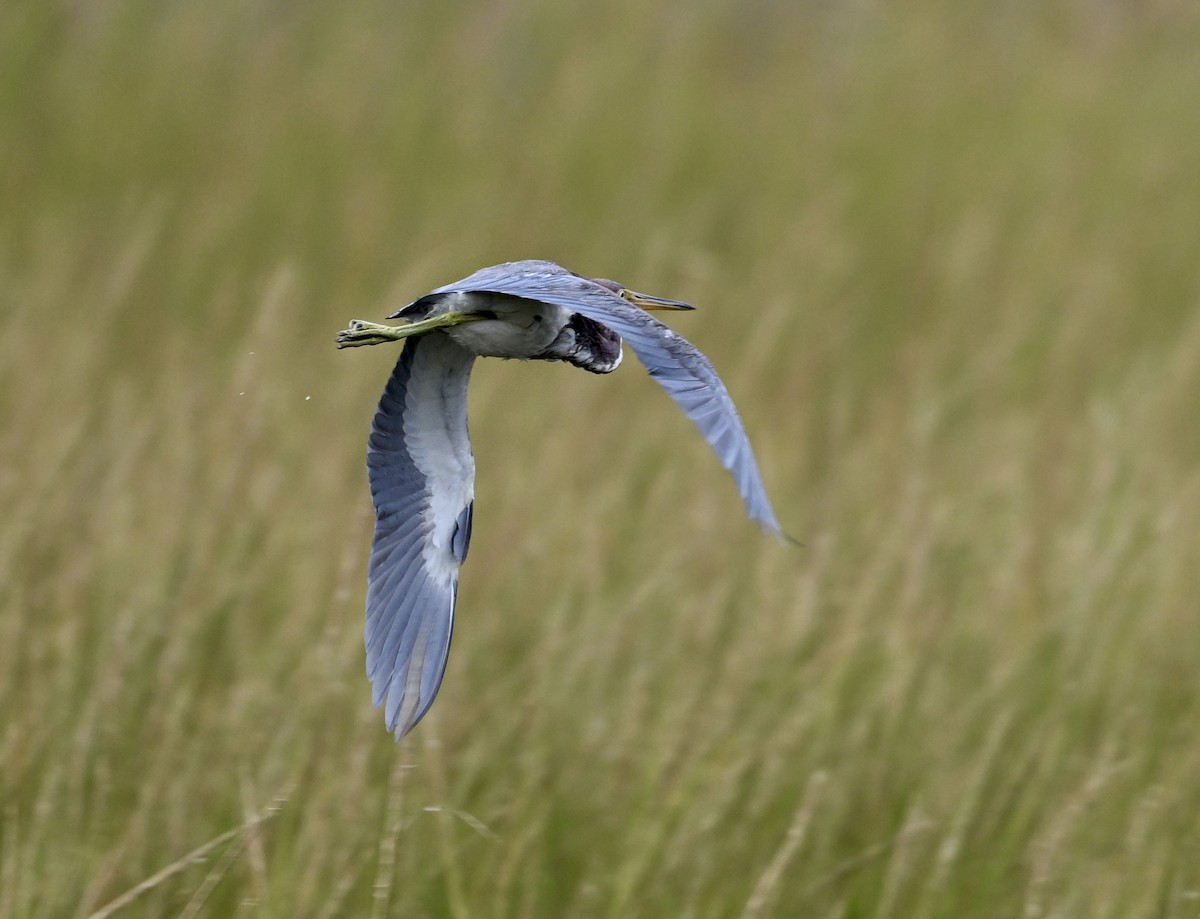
[341, 259, 783, 738]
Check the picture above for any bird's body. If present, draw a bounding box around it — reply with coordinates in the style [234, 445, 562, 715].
[397, 290, 623, 372]
[338, 260, 782, 738]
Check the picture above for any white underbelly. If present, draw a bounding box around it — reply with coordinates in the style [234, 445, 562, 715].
[445, 294, 571, 359]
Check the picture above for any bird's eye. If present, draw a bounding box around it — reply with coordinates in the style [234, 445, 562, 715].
[618, 289, 633, 300]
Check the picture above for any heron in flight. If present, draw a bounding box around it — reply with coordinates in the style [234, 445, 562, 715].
[337, 260, 782, 738]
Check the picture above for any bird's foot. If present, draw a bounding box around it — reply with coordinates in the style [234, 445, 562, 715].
[336, 320, 412, 349]
[336, 312, 486, 349]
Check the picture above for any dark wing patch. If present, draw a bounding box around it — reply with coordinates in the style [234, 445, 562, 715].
[451, 500, 473, 565]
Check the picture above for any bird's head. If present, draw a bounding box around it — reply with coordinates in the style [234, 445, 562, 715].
[590, 278, 695, 312]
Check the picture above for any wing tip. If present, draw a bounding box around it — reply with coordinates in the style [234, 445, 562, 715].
[770, 522, 804, 548]
[385, 694, 434, 741]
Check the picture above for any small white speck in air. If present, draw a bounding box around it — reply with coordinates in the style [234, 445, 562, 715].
[305, 395, 312, 401]
[239, 392, 245, 396]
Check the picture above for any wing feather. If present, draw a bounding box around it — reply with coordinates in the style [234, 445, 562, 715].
[365, 333, 476, 738]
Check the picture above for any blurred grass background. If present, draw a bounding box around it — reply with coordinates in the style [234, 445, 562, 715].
[3, 0, 1200, 915]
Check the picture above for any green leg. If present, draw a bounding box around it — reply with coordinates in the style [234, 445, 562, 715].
[336, 312, 483, 349]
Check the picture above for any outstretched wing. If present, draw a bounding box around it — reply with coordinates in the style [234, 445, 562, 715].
[432, 261, 783, 536]
[366, 333, 477, 739]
